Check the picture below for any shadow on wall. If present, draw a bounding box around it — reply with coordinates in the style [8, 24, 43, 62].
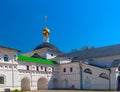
[21, 77, 31, 91]
[47, 72, 59, 89]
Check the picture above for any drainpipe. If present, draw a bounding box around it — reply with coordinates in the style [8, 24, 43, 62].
[79, 61, 83, 89]
[12, 60, 14, 88]
[108, 69, 111, 90]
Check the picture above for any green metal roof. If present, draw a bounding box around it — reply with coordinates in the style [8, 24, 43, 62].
[18, 55, 58, 65]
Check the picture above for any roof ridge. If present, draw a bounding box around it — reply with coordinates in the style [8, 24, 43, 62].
[62, 44, 120, 59]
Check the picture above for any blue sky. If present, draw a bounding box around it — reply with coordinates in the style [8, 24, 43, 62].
[0, 0, 120, 53]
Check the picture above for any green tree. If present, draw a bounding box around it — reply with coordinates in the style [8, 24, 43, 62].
[89, 46, 95, 49]
[81, 45, 89, 51]
[81, 45, 95, 51]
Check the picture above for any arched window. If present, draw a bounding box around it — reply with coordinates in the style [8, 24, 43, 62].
[99, 73, 109, 79]
[70, 67, 73, 72]
[63, 68, 66, 72]
[64, 79, 69, 88]
[84, 68, 92, 74]
[0, 76, 5, 84]
[26, 65, 29, 70]
[4, 55, 9, 62]
[41, 66, 43, 69]
[36, 66, 39, 71]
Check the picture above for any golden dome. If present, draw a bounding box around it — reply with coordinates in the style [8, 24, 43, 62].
[42, 27, 50, 37]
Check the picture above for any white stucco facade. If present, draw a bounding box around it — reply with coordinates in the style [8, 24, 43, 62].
[0, 45, 120, 91]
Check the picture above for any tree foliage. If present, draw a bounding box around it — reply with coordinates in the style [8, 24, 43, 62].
[81, 45, 95, 51]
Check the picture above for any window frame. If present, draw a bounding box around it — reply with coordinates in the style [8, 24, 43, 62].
[36, 66, 39, 71]
[99, 73, 109, 79]
[44, 67, 47, 72]
[84, 68, 92, 74]
[26, 65, 29, 70]
[70, 67, 73, 72]
[0, 75, 5, 85]
[63, 68, 66, 72]
[4, 55, 9, 62]
[41, 66, 43, 70]
[51, 54, 54, 56]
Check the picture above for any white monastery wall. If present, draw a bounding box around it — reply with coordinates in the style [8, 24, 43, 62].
[110, 68, 118, 90]
[17, 61, 59, 90]
[0, 48, 18, 64]
[59, 62, 80, 89]
[82, 64, 109, 90]
[59, 57, 71, 64]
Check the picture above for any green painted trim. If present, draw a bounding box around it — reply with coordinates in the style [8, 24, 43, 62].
[18, 55, 58, 65]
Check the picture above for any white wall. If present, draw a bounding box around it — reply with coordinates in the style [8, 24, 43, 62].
[17, 61, 59, 90]
[0, 46, 119, 91]
[46, 51, 58, 59]
[82, 64, 109, 90]
[110, 68, 119, 90]
[0, 48, 18, 64]
[59, 62, 80, 89]
[0, 47, 19, 91]
[59, 57, 71, 64]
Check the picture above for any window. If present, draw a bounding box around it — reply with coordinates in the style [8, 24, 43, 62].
[0, 76, 4, 84]
[68, 58, 71, 59]
[14, 66, 17, 69]
[26, 65, 29, 70]
[99, 73, 109, 79]
[45, 67, 47, 72]
[14, 55, 17, 61]
[5, 66, 8, 68]
[4, 55, 9, 62]
[70, 67, 73, 72]
[51, 54, 53, 56]
[118, 66, 120, 71]
[63, 68, 66, 72]
[52, 67, 54, 72]
[41, 66, 43, 69]
[84, 68, 92, 74]
[9, 66, 12, 68]
[36, 66, 39, 71]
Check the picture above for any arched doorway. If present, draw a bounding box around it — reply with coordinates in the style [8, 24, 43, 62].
[52, 78, 58, 89]
[84, 77, 91, 89]
[21, 77, 30, 91]
[37, 78, 47, 90]
[63, 79, 68, 88]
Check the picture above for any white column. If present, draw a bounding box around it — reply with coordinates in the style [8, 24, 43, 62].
[43, 36, 49, 43]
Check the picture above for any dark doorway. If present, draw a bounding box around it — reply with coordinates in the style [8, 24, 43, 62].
[117, 76, 120, 90]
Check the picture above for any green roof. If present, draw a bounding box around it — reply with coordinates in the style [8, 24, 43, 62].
[18, 55, 58, 65]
